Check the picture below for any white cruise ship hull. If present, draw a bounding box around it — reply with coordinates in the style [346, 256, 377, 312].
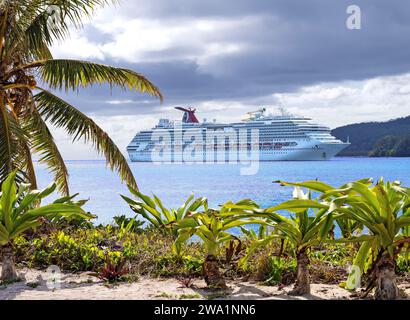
[127, 107, 351, 163]
[128, 142, 350, 162]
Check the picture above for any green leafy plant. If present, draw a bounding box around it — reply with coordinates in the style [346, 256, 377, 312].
[279, 178, 410, 300]
[113, 215, 145, 233]
[14, 225, 205, 278]
[34, 194, 94, 233]
[121, 188, 208, 237]
[97, 256, 129, 283]
[49, 215, 95, 231]
[239, 225, 273, 264]
[0, 171, 92, 281]
[326, 179, 409, 299]
[244, 187, 334, 295]
[174, 199, 262, 289]
[263, 256, 297, 286]
[396, 253, 410, 273]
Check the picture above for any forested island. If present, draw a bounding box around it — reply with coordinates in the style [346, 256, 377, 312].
[332, 116, 410, 157]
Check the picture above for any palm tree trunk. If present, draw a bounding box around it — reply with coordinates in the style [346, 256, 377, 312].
[374, 255, 399, 300]
[289, 250, 310, 295]
[203, 254, 226, 289]
[1, 244, 18, 282]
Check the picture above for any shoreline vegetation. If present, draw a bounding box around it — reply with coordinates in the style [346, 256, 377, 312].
[0, 171, 409, 300]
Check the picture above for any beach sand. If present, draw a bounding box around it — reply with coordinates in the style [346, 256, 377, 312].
[0, 267, 409, 300]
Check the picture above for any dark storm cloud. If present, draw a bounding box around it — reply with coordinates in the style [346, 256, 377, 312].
[58, 0, 410, 115]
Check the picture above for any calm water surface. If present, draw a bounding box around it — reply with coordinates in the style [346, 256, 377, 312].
[35, 157, 410, 224]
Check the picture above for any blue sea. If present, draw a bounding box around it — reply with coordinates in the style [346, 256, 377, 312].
[35, 157, 410, 224]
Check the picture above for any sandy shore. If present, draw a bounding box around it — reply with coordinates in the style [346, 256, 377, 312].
[0, 267, 409, 300]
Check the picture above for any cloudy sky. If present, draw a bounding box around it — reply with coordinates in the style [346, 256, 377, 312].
[50, 0, 410, 159]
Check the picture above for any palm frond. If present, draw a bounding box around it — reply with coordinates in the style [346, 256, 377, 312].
[0, 100, 31, 187]
[0, 97, 13, 177]
[23, 108, 69, 195]
[34, 89, 138, 190]
[3, 1, 53, 61]
[4, 1, 119, 68]
[28, 59, 163, 101]
[20, 139, 38, 191]
[5, 0, 116, 41]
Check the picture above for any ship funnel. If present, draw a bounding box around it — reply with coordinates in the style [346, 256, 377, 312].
[175, 107, 199, 123]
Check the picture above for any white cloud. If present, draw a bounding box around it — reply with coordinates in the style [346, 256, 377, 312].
[52, 34, 105, 60]
[272, 73, 410, 128]
[106, 100, 134, 105]
[49, 72, 410, 159]
[51, 15, 253, 72]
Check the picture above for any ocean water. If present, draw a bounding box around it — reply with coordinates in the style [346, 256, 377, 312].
[35, 157, 410, 224]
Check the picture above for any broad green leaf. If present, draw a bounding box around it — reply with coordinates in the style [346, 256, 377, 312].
[176, 193, 194, 220]
[176, 217, 198, 229]
[274, 180, 334, 193]
[319, 212, 334, 240]
[153, 194, 173, 221]
[1, 171, 18, 231]
[14, 189, 42, 216]
[266, 199, 328, 213]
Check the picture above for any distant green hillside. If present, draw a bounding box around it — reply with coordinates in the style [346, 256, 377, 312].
[331, 116, 410, 156]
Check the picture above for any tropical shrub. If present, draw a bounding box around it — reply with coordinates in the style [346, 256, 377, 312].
[330, 179, 409, 299]
[97, 257, 129, 283]
[154, 254, 202, 277]
[47, 215, 95, 231]
[310, 243, 355, 266]
[0, 171, 92, 280]
[13, 226, 205, 278]
[174, 199, 262, 289]
[262, 256, 297, 286]
[113, 215, 144, 233]
[26, 230, 115, 271]
[239, 225, 290, 280]
[121, 188, 208, 238]
[279, 178, 410, 300]
[396, 253, 410, 274]
[9, 208, 382, 291]
[243, 187, 335, 295]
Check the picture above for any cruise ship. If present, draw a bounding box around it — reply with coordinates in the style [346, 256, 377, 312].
[127, 107, 350, 162]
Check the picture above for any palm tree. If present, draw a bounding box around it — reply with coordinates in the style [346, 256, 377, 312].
[0, 171, 92, 281]
[0, 1, 162, 194]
